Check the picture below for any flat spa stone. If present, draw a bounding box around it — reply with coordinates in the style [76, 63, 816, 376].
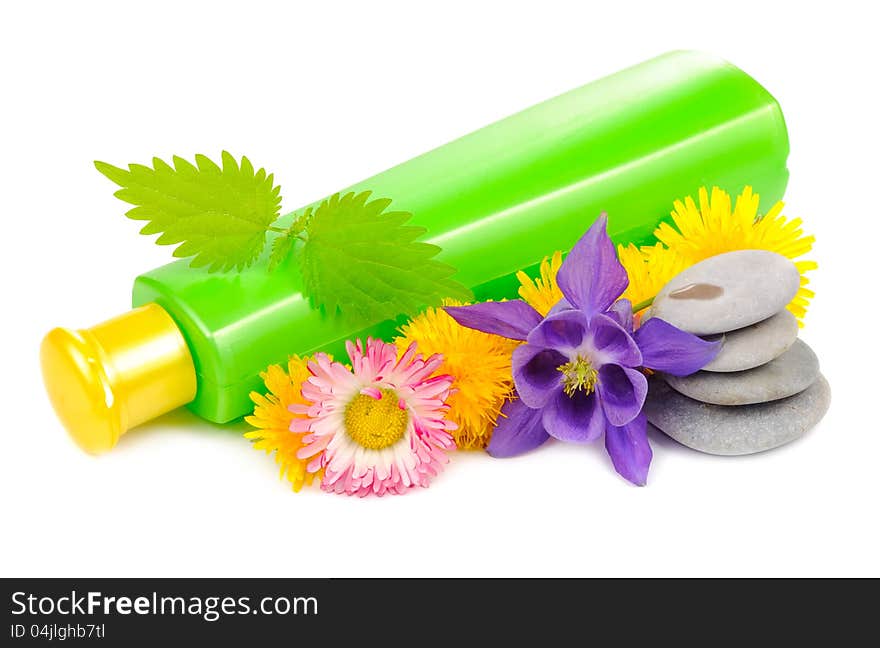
[702, 310, 799, 373]
[647, 250, 800, 335]
[644, 374, 831, 456]
[663, 339, 819, 405]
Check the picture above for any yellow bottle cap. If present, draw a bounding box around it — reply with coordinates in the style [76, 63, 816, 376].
[40, 303, 197, 454]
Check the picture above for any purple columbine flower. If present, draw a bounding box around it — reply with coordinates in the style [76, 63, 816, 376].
[445, 214, 720, 485]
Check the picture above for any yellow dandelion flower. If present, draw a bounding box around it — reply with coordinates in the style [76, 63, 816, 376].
[517, 251, 564, 316]
[244, 356, 321, 492]
[396, 302, 518, 450]
[618, 242, 689, 314]
[655, 186, 817, 325]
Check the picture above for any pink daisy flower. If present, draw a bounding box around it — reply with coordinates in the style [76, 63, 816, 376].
[292, 338, 456, 497]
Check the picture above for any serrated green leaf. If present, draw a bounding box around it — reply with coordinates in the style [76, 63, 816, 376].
[267, 208, 312, 272]
[299, 191, 471, 323]
[268, 231, 296, 272]
[94, 152, 282, 272]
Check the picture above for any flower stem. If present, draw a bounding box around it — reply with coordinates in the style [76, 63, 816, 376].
[268, 226, 287, 233]
[632, 296, 655, 312]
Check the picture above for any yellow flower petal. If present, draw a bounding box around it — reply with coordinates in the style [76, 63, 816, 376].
[656, 186, 817, 325]
[396, 302, 518, 450]
[244, 355, 322, 492]
[517, 251, 564, 316]
[618, 243, 689, 313]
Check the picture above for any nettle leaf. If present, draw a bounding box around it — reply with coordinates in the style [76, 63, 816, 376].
[95, 152, 282, 272]
[300, 191, 471, 322]
[268, 207, 311, 272]
[268, 230, 296, 272]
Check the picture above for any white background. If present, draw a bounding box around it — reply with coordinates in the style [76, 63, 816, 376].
[1, 1, 877, 578]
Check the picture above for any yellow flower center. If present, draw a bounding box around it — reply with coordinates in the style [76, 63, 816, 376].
[558, 355, 599, 397]
[344, 388, 409, 450]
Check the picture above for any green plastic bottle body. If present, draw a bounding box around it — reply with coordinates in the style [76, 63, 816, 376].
[132, 50, 789, 423]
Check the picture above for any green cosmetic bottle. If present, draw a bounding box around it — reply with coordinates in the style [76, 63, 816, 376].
[40, 50, 789, 453]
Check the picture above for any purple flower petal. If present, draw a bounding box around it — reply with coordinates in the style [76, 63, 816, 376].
[555, 213, 628, 316]
[589, 312, 642, 367]
[547, 298, 574, 315]
[605, 413, 652, 486]
[542, 389, 605, 443]
[512, 344, 566, 408]
[444, 300, 542, 341]
[487, 398, 550, 458]
[597, 364, 647, 426]
[607, 298, 634, 332]
[634, 317, 722, 376]
[526, 309, 589, 352]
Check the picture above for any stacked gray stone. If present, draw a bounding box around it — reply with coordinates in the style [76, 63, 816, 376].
[642, 250, 830, 455]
